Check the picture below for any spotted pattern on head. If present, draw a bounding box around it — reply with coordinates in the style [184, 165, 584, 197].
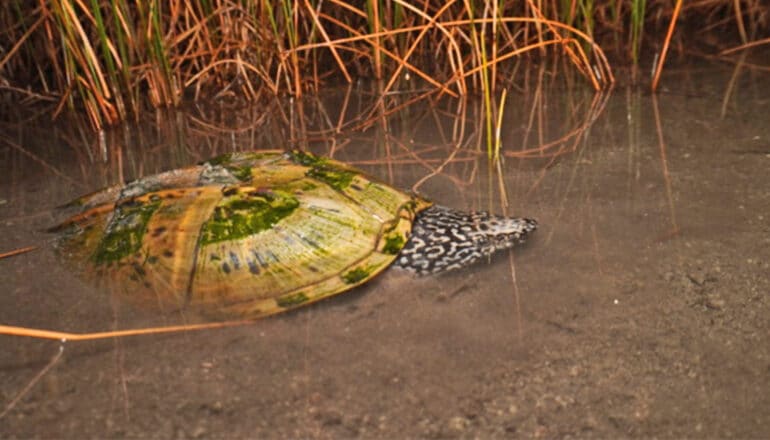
[394, 205, 537, 275]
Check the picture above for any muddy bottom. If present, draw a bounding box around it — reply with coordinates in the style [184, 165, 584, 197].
[1, 64, 769, 438]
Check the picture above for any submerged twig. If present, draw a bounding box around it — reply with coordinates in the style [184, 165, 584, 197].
[0, 343, 65, 419]
[0, 319, 258, 341]
[0, 246, 37, 260]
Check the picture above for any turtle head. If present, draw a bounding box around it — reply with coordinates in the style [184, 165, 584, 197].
[396, 205, 537, 275]
[471, 210, 538, 254]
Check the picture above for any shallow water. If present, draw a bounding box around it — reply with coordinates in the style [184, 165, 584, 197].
[1, 62, 769, 438]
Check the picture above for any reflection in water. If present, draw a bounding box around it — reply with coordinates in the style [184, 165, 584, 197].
[1, 63, 769, 438]
[1, 67, 606, 330]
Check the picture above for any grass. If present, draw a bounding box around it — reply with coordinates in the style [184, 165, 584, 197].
[0, 0, 767, 131]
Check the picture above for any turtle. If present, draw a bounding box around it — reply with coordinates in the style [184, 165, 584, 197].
[52, 150, 537, 319]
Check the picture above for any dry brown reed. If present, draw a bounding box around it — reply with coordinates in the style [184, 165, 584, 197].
[0, 0, 767, 130]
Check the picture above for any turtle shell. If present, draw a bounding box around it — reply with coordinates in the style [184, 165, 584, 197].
[53, 150, 432, 318]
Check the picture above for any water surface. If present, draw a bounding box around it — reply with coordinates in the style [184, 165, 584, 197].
[1, 63, 768, 438]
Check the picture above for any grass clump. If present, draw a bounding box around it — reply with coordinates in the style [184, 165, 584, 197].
[0, 1, 767, 130]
